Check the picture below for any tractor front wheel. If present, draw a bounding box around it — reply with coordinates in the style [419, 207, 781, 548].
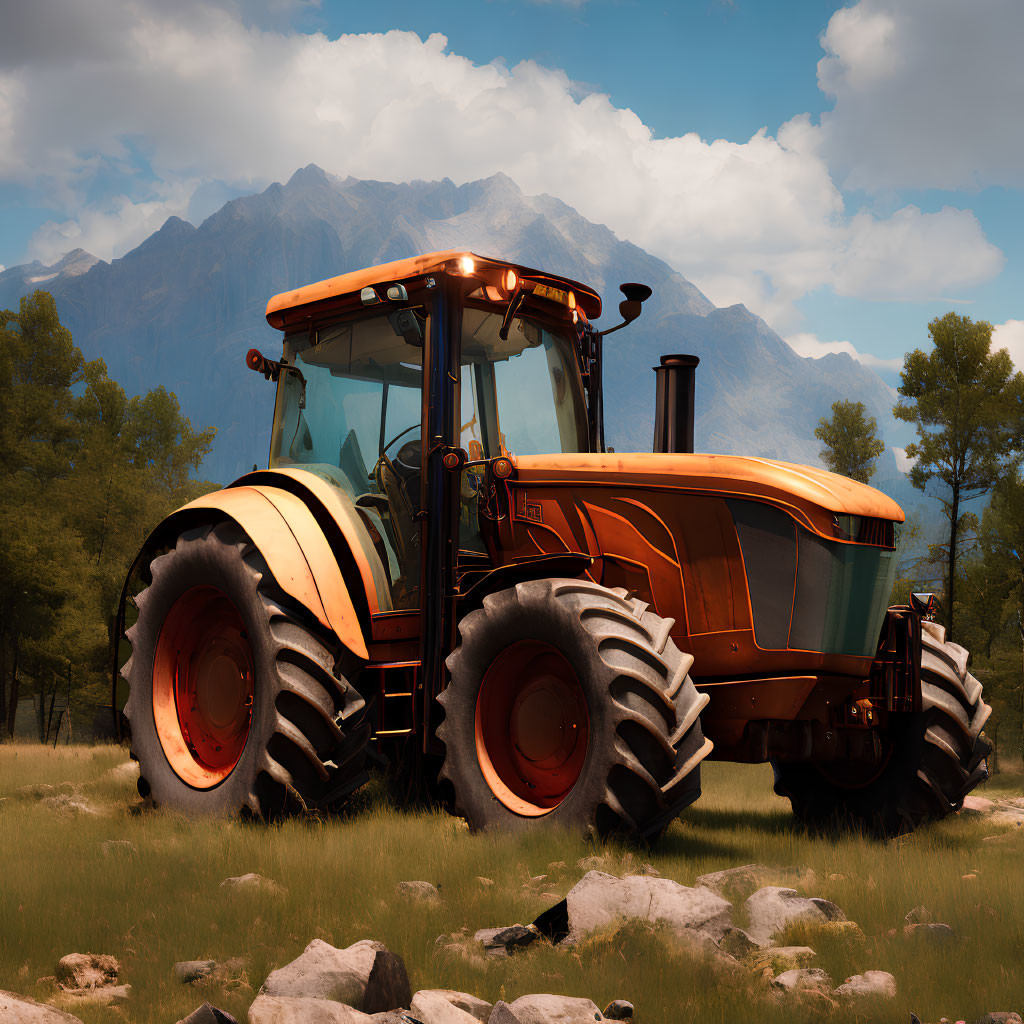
[772, 619, 991, 837]
[123, 521, 370, 816]
[437, 578, 712, 841]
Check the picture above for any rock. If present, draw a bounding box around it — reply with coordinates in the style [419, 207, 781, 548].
[15, 784, 55, 799]
[247, 995, 374, 1023]
[362, 951, 411, 1014]
[973, 1014, 1022, 1024]
[487, 1003, 523, 1024]
[221, 873, 286, 897]
[52, 985, 130, 1007]
[750, 946, 817, 973]
[771, 968, 832, 993]
[962, 795, 995, 813]
[260, 939, 385, 1006]
[411, 990, 489, 1024]
[549, 871, 732, 946]
[743, 887, 845, 947]
[718, 927, 759, 957]
[473, 925, 541, 958]
[602, 1001, 633, 1021]
[904, 905, 931, 924]
[0, 989, 84, 1022]
[695, 864, 818, 898]
[576, 856, 609, 872]
[834, 971, 897, 998]
[396, 880, 441, 902]
[506, 994, 605, 1024]
[963, 873, 978, 880]
[100, 839, 137, 856]
[40, 794, 97, 817]
[476, 877, 495, 889]
[55, 953, 119, 990]
[175, 961, 217, 984]
[175, 1003, 239, 1024]
[904, 922, 958, 944]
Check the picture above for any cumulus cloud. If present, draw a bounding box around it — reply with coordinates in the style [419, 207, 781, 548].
[0, 0, 1005, 321]
[992, 319, 1024, 373]
[817, 0, 1024, 190]
[785, 332, 903, 372]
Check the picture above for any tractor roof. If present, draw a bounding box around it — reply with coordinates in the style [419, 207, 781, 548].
[266, 250, 603, 329]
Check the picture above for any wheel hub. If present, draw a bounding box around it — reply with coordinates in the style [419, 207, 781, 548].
[152, 586, 254, 789]
[475, 640, 589, 816]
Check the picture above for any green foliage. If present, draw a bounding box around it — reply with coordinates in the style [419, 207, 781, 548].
[894, 312, 1024, 639]
[0, 291, 216, 740]
[814, 399, 885, 482]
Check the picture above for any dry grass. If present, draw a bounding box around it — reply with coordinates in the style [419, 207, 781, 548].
[1, 744, 1023, 1023]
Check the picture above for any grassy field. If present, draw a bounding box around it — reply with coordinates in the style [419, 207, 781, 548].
[1, 746, 1023, 1024]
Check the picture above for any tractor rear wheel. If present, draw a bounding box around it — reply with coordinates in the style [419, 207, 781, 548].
[123, 521, 370, 816]
[437, 578, 712, 841]
[772, 620, 991, 837]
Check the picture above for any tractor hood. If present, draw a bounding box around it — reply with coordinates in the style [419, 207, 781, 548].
[512, 452, 904, 541]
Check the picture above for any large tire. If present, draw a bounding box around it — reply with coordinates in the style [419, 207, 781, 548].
[123, 521, 370, 816]
[772, 619, 992, 837]
[437, 578, 712, 841]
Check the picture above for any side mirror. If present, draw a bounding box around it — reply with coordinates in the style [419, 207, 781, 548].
[599, 282, 652, 338]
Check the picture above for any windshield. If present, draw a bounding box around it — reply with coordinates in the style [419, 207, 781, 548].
[460, 307, 588, 458]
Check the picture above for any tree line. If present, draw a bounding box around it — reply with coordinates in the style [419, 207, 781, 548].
[816, 312, 1024, 770]
[0, 291, 216, 742]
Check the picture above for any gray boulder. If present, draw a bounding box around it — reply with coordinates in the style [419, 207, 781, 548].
[174, 961, 217, 984]
[0, 990, 83, 1023]
[247, 995, 373, 1023]
[259, 939, 385, 1005]
[833, 971, 897, 998]
[558, 871, 732, 946]
[55, 953, 119, 990]
[411, 991, 492, 1023]
[904, 922, 957, 944]
[771, 968, 832, 993]
[473, 925, 541, 958]
[221, 874, 286, 897]
[743, 887, 845, 947]
[487, 1004, 522, 1024]
[506, 994, 605, 1023]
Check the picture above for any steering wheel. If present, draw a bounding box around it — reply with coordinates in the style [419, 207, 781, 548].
[379, 424, 421, 474]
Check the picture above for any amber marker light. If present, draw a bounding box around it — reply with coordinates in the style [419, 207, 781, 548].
[567, 290, 577, 310]
[505, 268, 518, 292]
[459, 255, 476, 275]
[491, 457, 514, 479]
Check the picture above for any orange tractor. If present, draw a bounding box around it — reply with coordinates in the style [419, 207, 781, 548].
[116, 251, 990, 839]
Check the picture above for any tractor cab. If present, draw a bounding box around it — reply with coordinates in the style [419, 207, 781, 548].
[260, 251, 604, 613]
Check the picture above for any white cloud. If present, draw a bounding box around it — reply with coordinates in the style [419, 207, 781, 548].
[893, 446, 916, 474]
[785, 332, 903, 372]
[817, 0, 1024, 190]
[992, 319, 1024, 374]
[0, 0, 1005, 321]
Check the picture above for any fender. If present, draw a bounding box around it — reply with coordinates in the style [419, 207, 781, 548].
[111, 475, 381, 737]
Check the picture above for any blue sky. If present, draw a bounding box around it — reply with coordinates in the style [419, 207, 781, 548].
[1, 0, 1021, 387]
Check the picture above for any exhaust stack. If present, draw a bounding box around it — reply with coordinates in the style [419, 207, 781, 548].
[653, 354, 699, 454]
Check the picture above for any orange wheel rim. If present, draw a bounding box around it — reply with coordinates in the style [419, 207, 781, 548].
[474, 640, 590, 816]
[152, 586, 254, 788]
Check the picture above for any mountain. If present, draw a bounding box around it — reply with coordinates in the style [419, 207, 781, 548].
[0, 167, 909, 488]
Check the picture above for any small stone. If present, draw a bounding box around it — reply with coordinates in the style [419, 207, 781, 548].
[411, 990, 490, 1023]
[963, 873, 978, 880]
[506, 994, 605, 1023]
[174, 961, 217, 984]
[904, 922, 958, 944]
[362, 951, 412, 1014]
[476, 877, 495, 889]
[100, 840, 137, 857]
[55, 953, 119, 990]
[771, 968, 832, 993]
[175, 1003, 240, 1024]
[52, 985, 130, 1008]
[0, 989, 83, 1022]
[396, 880, 441, 902]
[834, 971, 897, 998]
[905, 905, 931, 924]
[602, 1001, 633, 1020]
[248, 995, 373, 1023]
[220, 873, 286, 896]
[473, 925, 541, 958]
